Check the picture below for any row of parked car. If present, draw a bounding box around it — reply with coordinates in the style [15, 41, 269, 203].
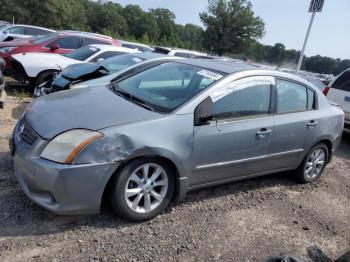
[2, 22, 349, 221]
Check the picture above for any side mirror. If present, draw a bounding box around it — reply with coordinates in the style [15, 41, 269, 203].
[50, 43, 60, 52]
[97, 58, 104, 62]
[194, 96, 214, 126]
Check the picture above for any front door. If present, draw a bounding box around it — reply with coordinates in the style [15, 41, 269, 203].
[190, 76, 275, 188]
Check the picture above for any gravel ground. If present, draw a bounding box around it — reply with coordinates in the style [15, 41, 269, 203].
[0, 86, 349, 262]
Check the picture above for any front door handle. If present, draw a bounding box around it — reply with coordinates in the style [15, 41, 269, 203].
[307, 120, 318, 128]
[256, 128, 272, 137]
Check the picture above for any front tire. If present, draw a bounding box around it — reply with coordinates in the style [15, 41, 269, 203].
[296, 143, 329, 183]
[35, 70, 57, 88]
[109, 158, 175, 221]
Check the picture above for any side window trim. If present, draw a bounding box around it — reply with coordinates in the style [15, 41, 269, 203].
[209, 75, 275, 123]
[274, 77, 318, 116]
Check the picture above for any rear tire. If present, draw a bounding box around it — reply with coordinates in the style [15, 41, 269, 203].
[109, 158, 175, 221]
[296, 143, 329, 183]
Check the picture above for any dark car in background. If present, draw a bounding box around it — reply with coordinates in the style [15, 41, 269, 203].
[0, 31, 120, 70]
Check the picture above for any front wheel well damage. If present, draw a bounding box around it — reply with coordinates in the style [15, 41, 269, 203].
[100, 155, 180, 212]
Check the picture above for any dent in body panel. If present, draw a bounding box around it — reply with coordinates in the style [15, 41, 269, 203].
[74, 114, 195, 180]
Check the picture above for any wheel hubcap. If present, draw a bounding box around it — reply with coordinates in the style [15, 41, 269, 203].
[305, 148, 326, 179]
[125, 163, 168, 214]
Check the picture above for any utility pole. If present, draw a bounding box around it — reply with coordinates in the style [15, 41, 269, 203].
[296, 0, 325, 72]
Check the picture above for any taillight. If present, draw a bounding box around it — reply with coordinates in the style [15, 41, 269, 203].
[323, 86, 330, 96]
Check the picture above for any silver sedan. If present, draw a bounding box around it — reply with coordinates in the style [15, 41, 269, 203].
[12, 59, 344, 221]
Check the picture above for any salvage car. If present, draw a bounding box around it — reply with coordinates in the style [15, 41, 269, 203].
[11, 59, 344, 221]
[0, 24, 54, 42]
[34, 52, 179, 97]
[9, 44, 138, 87]
[0, 31, 120, 71]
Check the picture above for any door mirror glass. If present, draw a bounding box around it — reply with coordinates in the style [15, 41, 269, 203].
[194, 97, 214, 126]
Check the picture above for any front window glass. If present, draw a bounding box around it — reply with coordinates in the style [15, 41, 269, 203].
[113, 62, 224, 112]
[32, 33, 58, 44]
[213, 77, 272, 120]
[277, 80, 307, 113]
[100, 54, 145, 72]
[63, 46, 100, 61]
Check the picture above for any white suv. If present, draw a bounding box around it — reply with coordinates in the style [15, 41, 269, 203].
[325, 68, 350, 132]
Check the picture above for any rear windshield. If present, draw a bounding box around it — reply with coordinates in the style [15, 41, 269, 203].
[99, 54, 146, 72]
[332, 70, 350, 92]
[63, 46, 100, 61]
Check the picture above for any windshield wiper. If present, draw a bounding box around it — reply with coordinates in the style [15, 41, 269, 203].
[112, 83, 155, 112]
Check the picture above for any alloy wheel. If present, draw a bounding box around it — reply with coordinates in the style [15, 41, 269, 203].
[304, 148, 326, 179]
[124, 163, 169, 214]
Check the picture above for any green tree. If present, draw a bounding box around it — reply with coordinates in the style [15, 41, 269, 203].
[267, 43, 285, 65]
[200, 0, 265, 56]
[150, 8, 177, 43]
[333, 59, 350, 75]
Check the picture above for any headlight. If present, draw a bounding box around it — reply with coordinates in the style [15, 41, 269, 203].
[41, 129, 103, 164]
[0, 47, 16, 53]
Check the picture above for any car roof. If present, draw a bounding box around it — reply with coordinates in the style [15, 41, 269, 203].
[176, 58, 258, 74]
[154, 46, 207, 55]
[55, 30, 113, 40]
[120, 40, 151, 48]
[134, 52, 168, 59]
[88, 44, 139, 53]
[6, 24, 55, 31]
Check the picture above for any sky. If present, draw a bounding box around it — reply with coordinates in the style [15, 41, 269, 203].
[113, 0, 350, 59]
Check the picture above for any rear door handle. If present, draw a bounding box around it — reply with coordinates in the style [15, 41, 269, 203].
[256, 128, 272, 137]
[307, 120, 318, 127]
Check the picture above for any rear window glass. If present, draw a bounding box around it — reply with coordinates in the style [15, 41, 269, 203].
[277, 80, 307, 113]
[332, 70, 350, 92]
[82, 37, 111, 46]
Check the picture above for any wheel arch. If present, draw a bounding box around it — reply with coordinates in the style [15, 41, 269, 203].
[101, 154, 185, 211]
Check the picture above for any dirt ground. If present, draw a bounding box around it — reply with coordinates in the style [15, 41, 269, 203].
[0, 85, 349, 262]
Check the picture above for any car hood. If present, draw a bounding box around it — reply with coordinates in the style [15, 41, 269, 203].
[25, 85, 162, 140]
[61, 63, 106, 80]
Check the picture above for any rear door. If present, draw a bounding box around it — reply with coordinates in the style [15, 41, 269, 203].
[269, 79, 319, 170]
[328, 70, 350, 120]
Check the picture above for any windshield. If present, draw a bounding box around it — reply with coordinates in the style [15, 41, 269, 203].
[112, 62, 225, 113]
[63, 46, 100, 61]
[99, 54, 146, 72]
[32, 33, 58, 44]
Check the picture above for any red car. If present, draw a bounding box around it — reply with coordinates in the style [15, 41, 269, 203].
[0, 31, 120, 71]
